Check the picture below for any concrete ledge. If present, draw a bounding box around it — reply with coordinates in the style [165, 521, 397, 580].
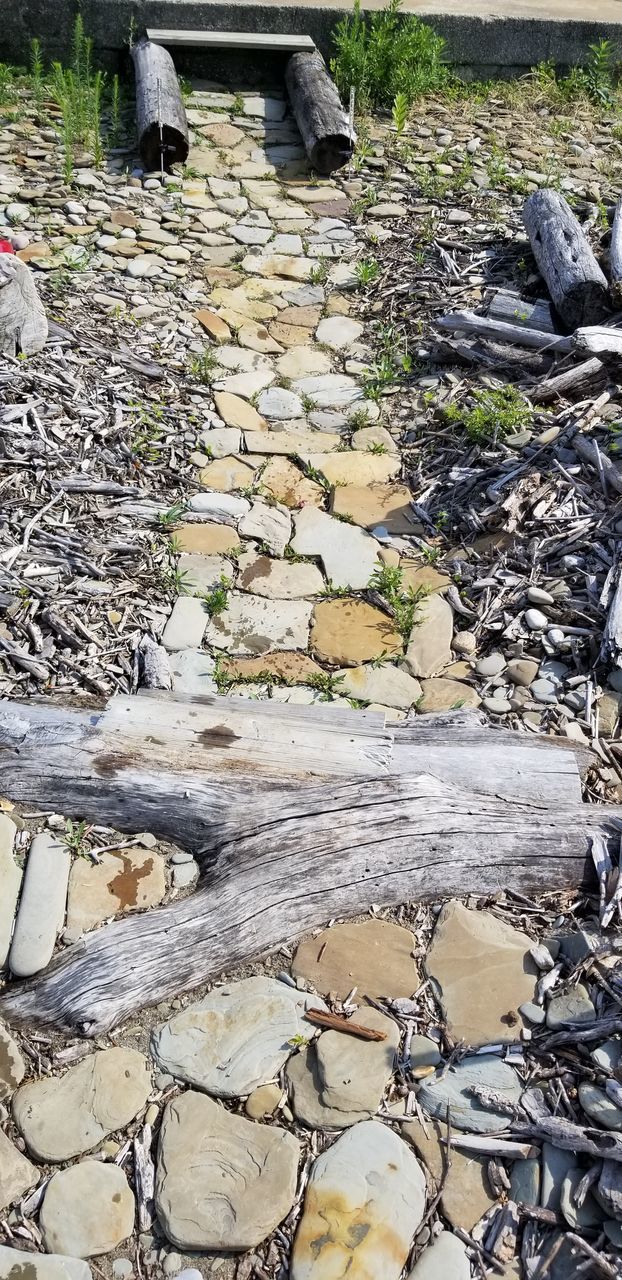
[2, 0, 621, 76]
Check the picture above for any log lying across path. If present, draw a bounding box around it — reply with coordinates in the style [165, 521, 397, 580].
[523, 189, 610, 330]
[285, 51, 354, 175]
[130, 37, 189, 172]
[0, 694, 617, 1038]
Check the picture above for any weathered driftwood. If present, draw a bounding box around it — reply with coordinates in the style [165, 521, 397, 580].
[285, 51, 354, 175]
[487, 290, 555, 335]
[535, 356, 606, 403]
[523, 189, 609, 330]
[0, 256, 47, 356]
[130, 37, 189, 172]
[437, 310, 572, 354]
[517, 1089, 622, 1163]
[571, 434, 622, 497]
[600, 553, 622, 668]
[610, 197, 622, 304]
[0, 694, 616, 1037]
[573, 325, 622, 359]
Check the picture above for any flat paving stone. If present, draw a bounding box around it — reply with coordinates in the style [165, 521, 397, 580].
[336, 663, 422, 709]
[291, 373, 362, 410]
[311, 598, 402, 666]
[13, 1047, 151, 1162]
[238, 552, 324, 598]
[403, 1117, 497, 1231]
[65, 848, 167, 943]
[260, 456, 325, 508]
[291, 507, 382, 589]
[291, 1120, 425, 1280]
[161, 597, 208, 652]
[204, 592, 312, 655]
[238, 499, 291, 555]
[256, 386, 304, 419]
[178, 553, 234, 595]
[169, 649, 217, 696]
[403, 593, 454, 679]
[152, 975, 324, 1096]
[407, 1231, 470, 1280]
[219, 652, 324, 684]
[331, 482, 418, 533]
[188, 492, 251, 521]
[300, 451, 400, 486]
[0, 1248, 92, 1280]
[315, 316, 364, 350]
[293, 918, 418, 999]
[156, 1090, 299, 1250]
[198, 456, 256, 492]
[214, 391, 268, 431]
[9, 833, 70, 978]
[40, 1161, 135, 1258]
[0, 1022, 26, 1100]
[417, 1055, 523, 1133]
[287, 1007, 399, 1128]
[0, 1126, 38, 1211]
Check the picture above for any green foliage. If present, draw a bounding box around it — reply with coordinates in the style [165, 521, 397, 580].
[62, 818, 92, 858]
[30, 39, 44, 113]
[531, 41, 619, 107]
[369, 565, 426, 641]
[331, 0, 448, 112]
[157, 502, 186, 528]
[0, 64, 17, 106]
[363, 321, 412, 400]
[202, 575, 232, 618]
[443, 385, 533, 445]
[110, 73, 121, 145]
[190, 349, 218, 382]
[355, 257, 380, 286]
[50, 15, 106, 181]
[392, 90, 409, 135]
[307, 671, 345, 699]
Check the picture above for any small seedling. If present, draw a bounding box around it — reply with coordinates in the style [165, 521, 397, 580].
[202, 575, 232, 618]
[62, 818, 93, 858]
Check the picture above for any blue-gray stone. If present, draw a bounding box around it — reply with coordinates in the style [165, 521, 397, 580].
[417, 1055, 522, 1134]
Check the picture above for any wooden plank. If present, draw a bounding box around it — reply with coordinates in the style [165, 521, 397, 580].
[147, 29, 316, 52]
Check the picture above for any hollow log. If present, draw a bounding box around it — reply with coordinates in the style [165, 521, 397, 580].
[0, 694, 616, 1038]
[285, 51, 354, 175]
[130, 37, 189, 172]
[523, 189, 610, 330]
[610, 197, 622, 305]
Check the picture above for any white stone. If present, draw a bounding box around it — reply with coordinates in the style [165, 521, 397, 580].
[238, 500, 291, 555]
[524, 608, 548, 630]
[161, 597, 208, 652]
[290, 507, 381, 590]
[0, 1127, 38, 1211]
[407, 1231, 470, 1279]
[291, 374, 363, 409]
[238, 551, 324, 598]
[152, 976, 325, 1095]
[0, 1247, 92, 1280]
[315, 316, 364, 350]
[188, 492, 250, 521]
[10, 833, 70, 978]
[178, 554, 233, 594]
[257, 387, 304, 419]
[204, 593, 312, 655]
[198, 426, 241, 457]
[336, 663, 422, 709]
[169, 649, 217, 696]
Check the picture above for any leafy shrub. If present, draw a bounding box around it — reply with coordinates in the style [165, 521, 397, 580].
[331, 0, 448, 111]
[443, 386, 532, 444]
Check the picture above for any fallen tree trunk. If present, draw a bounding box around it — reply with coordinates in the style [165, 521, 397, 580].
[523, 189, 610, 330]
[0, 695, 615, 1037]
[437, 310, 572, 354]
[573, 325, 622, 359]
[285, 51, 354, 175]
[130, 37, 189, 172]
[535, 356, 606, 403]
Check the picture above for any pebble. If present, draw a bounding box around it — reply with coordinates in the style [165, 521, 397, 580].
[9, 833, 70, 978]
[406, 1231, 470, 1279]
[507, 659, 538, 687]
[542, 1145, 578, 1212]
[592, 1039, 622, 1070]
[172, 859, 199, 889]
[546, 984, 596, 1029]
[112, 1261, 133, 1280]
[162, 1254, 183, 1276]
[410, 1036, 441, 1072]
[476, 652, 506, 677]
[527, 586, 555, 605]
[510, 1157, 541, 1206]
[483, 696, 512, 714]
[245, 1082, 283, 1119]
[579, 1082, 622, 1131]
[452, 631, 477, 655]
[524, 608, 548, 630]
[530, 678, 558, 704]
[519, 1001, 545, 1025]
[0, 1021, 25, 1100]
[156, 1090, 299, 1249]
[560, 1167, 603, 1229]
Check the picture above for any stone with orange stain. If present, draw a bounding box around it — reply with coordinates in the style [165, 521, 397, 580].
[311, 599, 402, 667]
[291, 1120, 426, 1280]
[64, 848, 166, 942]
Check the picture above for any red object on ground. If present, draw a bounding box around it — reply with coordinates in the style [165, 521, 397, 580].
[0, 239, 14, 254]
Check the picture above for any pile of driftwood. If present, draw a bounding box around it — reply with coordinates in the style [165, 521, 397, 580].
[131, 36, 353, 176]
[439, 189, 622, 397]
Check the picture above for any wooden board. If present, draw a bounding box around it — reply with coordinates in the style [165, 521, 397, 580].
[147, 29, 316, 52]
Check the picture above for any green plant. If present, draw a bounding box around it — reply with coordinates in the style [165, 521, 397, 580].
[202, 574, 232, 618]
[232, 91, 245, 114]
[0, 63, 17, 106]
[331, 0, 448, 113]
[157, 502, 186, 527]
[585, 38, 618, 105]
[50, 15, 107, 181]
[307, 671, 345, 699]
[190, 349, 218, 382]
[110, 73, 121, 145]
[355, 257, 380, 286]
[310, 260, 330, 285]
[443, 384, 533, 444]
[287, 1033, 310, 1048]
[368, 441, 388, 454]
[392, 89, 409, 136]
[368, 565, 426, 640]
[62, 818, 92, 858]
[30, 39, 44, 113]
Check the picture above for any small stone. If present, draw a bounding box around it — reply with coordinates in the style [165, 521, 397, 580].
[591, 1039, 622, 1071]
[510, 1158, 541, 1207]
[65, 848, 167, 942]
[0, 1022, 25, 1100]
[483, 696, 511, 714]
[524, 608, 548, 630]
[10, 833, 70, 978]
[291, 1121, 425, 1280]
[560, 1167, 603, 1229]
[175, 523, 241, 555]
[156, 1090, 299, 1250]
[599, 692, 622, 737]
[162, 1254, 183, 1276]
[531, 678, 558, 704]
[403, 593, 454, 679]
[256, 386, 304, 419]
[311, 598, 402, 666]
[406, 1231, 470, 1280]
[315, 316, 364, 350]
[410, 1036, 441, 1071]
[261, 456, 324, 508]
[0, 1248, 91, 1280]
[452, 631, 477, 656]
[152, 976, 323, 1096]
[198, 456, 255, 491]
[507, 659, 538, 687]
[293, 918, 418, 999]
[527, 586, 555, 605]
[112, 1260, 133, 1280]
[239, 500, 291, 556]
[169, 650, 216, 697]
[161, 597, 208, 652]
[291, 508, 382, 589]
[0, 1126, 38, 1211]
[213, 391, 267, 431]
[40, 1161, 135, 1257]
[426, 900, 536, 1046]
[519, 1001, 545, 1025]
[579, 1083, 622, 1131]
[417, 1055, 523, 1133]
[245, 1083, 283, 1119]
[13, 1048, 151, 1162]
[237, 552, 324, 599]
[546, 984, 596, 1029]
[476, 652, 506, 677]
[287, 1007, 399, 1127]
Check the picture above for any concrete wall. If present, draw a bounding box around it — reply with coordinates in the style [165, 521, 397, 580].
[2, 0, 621, 78]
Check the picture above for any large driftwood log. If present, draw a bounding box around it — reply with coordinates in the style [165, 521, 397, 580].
[438, 310, 572, 354]
[523, 189, 609, 330]
[0, 694, 615, 1037]
[535, 356, 606, 403]
[130, 37, 189, 172]
[0, 256, 47, 356]
[573, 325, 622, 359]
[285, 51, 354, 175]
